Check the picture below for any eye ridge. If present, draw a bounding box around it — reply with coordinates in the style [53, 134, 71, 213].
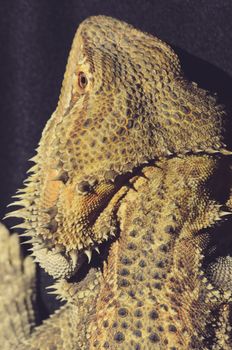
[78, 71, 88, 89]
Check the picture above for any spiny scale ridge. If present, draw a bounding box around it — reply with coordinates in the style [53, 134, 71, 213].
[1, 15, 232, 349]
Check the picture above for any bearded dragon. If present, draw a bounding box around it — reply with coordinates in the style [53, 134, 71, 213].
[1, 15, 232, 349]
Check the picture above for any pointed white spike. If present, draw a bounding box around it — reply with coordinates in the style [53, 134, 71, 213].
[26, 164, 39, 174]
[7, 202, 22, 208]
[16, 188, 27, 194]
[11, 194, 25, 199]
[7, 200, 30, 208]
[219, 211, 232, 217]
[46, 284, 57, 291]
[220, 149, 232, 155]
[69, 250, 78, 266]
[23, 179, 30, 184]
[85, 249, 92, 263]
[20, 233, 32, 238]
[11, 222, 31, 230]
[94, 247, 100, 254]
[20, 230, 35, 238]
[28, 155, 39, 163]
[21, 239, 35, 245]
[47, 290, 59, 295]
[3, 209, 28, 220]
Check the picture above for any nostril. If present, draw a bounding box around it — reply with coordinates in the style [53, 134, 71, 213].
[58, 171, 69, 184]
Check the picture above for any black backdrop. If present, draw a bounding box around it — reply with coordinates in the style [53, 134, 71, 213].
[1, 0, 232, 317]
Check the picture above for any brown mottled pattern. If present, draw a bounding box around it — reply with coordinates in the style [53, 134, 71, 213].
[2, 16, 232, 350]
[88, 156, 231, 349]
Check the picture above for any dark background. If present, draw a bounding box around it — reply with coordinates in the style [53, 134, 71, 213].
[1, 0, 232, 317]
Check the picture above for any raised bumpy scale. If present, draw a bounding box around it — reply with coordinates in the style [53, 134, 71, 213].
[1, 15, 232, 350]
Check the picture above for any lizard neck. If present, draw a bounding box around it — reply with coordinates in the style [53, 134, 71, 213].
[88, 155, 229, 349]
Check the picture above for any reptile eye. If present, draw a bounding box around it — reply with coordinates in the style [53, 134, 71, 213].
[78, 72, 88, 89]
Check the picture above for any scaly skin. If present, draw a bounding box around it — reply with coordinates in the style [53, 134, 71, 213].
[1, 16, 232, 349]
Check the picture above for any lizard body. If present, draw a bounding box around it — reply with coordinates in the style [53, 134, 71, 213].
[1, 16, 232, 349]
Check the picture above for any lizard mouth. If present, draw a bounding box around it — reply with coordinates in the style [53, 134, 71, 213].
[31, 179, 128, 279]
[5, 163, 142, 280]
[29, 225, 119, 280]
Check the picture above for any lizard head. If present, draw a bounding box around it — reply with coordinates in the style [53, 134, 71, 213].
[7, 16, 229, 279]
